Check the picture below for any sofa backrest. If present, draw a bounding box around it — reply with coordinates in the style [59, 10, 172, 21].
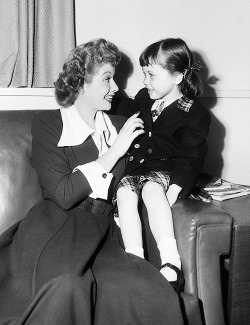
[0, 110, 43, 234]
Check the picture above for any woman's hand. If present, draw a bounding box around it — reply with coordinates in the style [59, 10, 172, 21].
[96, 113, 144, 173]
[111, 112, 145, 158]
[166, 184, 182, 207]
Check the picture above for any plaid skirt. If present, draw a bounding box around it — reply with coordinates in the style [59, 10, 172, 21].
[113, 171, 171, 217]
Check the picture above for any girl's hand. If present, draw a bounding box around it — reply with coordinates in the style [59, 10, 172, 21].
[111, 112, 145, 158]
[166, 184, 182, 207]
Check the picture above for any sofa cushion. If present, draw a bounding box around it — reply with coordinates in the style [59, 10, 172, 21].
[0, 110, 43, 233]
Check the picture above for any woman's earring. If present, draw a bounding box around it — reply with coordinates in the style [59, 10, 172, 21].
[79, 88, 84, 95]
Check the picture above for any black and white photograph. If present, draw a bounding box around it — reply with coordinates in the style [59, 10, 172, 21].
[0, 1, 249, 324]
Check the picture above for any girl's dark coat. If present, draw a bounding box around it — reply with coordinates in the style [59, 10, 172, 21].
[124, 88, 211, 197]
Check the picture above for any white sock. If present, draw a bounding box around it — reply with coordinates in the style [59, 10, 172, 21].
[125, 246, 145, 259]
[157, 238, 181, 281]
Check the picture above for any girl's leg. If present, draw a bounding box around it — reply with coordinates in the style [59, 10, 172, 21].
[116, 187, 144, 259]
[141, 182, 181, 281]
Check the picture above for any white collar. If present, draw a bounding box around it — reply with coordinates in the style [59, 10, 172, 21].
[57, 106, 117, 147]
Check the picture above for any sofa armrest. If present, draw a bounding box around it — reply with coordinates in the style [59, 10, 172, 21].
[141, 198, 232, 325]
[173, 199, 232, 293]
[173, 199, 232, 325]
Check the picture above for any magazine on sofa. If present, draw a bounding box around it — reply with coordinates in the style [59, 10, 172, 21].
[189, 173, 250, 202]
[203, 178, 250, 201]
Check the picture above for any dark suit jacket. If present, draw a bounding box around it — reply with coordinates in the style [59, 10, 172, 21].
[31, 110, 127, 210]
[122, 88, 211, 197]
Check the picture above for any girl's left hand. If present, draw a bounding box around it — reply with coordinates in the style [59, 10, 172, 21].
[166, 184, 182, 207]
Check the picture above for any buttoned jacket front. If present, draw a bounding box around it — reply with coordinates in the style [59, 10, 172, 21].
[124, 88, 211, 196]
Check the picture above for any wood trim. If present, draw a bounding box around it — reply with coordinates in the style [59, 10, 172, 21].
[0, 88, 249, 110]
[123, 89, 250, 99]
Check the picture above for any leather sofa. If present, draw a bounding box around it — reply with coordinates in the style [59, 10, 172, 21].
[0, 110, 233, 325]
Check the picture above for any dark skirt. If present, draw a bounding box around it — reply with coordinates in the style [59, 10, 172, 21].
[0, 199, 183, 325]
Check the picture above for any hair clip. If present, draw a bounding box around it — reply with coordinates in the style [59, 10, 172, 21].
[190, 61, 205, 72]
[183, 61, 205, 80]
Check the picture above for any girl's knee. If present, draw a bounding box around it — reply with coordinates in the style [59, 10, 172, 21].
[117, 187, 137, 205]
[142, 182, 164, 200]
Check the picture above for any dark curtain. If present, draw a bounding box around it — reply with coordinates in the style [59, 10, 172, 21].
[0, 0, 76, 87]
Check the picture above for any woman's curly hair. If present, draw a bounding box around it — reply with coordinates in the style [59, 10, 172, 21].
[54, 38, 121, 108]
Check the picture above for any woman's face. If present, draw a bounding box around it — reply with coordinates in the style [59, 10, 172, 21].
[83, 63, 118, 111]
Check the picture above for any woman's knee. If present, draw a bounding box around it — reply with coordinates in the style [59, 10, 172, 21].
[49, 271, 95, 297]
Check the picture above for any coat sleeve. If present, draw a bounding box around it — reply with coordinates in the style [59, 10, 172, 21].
[170, 105, 211, 196]
[31, 111, 97, 210]
[115, 88, 148, 117]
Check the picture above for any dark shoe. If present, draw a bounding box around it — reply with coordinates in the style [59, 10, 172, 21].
[161, 263, 185, 293]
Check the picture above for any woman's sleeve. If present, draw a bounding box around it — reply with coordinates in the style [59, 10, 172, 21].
[31, 112, 98, 210]
[74, 161, 113, 200]
[170, 106, 211, 193]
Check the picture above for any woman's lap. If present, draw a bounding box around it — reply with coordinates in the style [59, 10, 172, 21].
[0, 200, 110, 321]
[0, 201, 183, 324]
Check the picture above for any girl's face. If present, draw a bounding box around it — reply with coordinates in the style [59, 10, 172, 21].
[142, 64, 179, 100]
[83, 63, 118, 111]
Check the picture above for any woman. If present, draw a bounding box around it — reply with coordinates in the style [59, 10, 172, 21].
[0, 38, 183, 324]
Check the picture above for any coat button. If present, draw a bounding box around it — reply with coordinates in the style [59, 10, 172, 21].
[139, 159, 144, 163]
[129, 156, 134, 161]
[149, 132, 152, 137]
[102, 173, 107, 178]
[134, 143, 140, 148]
[148, 148, 152, 154]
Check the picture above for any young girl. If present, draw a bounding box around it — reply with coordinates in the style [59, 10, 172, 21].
[115, 38, 211, 293]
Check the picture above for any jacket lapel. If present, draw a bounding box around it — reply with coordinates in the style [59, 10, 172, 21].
[139, 95, 154, 127]
[153, 101, 185, 127]
[138, 93, 185, 128]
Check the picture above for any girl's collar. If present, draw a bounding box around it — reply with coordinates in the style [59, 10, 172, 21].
[154, 95, 194, 113]
[177, 95, 194, 112]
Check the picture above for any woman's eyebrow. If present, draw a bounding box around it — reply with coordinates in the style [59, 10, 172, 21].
[102, 71, 112, 76]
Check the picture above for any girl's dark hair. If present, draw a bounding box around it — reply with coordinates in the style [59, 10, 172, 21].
[139, 38, 203, 99]
[54, 38, 121, 107]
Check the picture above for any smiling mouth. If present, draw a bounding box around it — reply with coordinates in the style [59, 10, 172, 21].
[105, 95, 114, 103]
